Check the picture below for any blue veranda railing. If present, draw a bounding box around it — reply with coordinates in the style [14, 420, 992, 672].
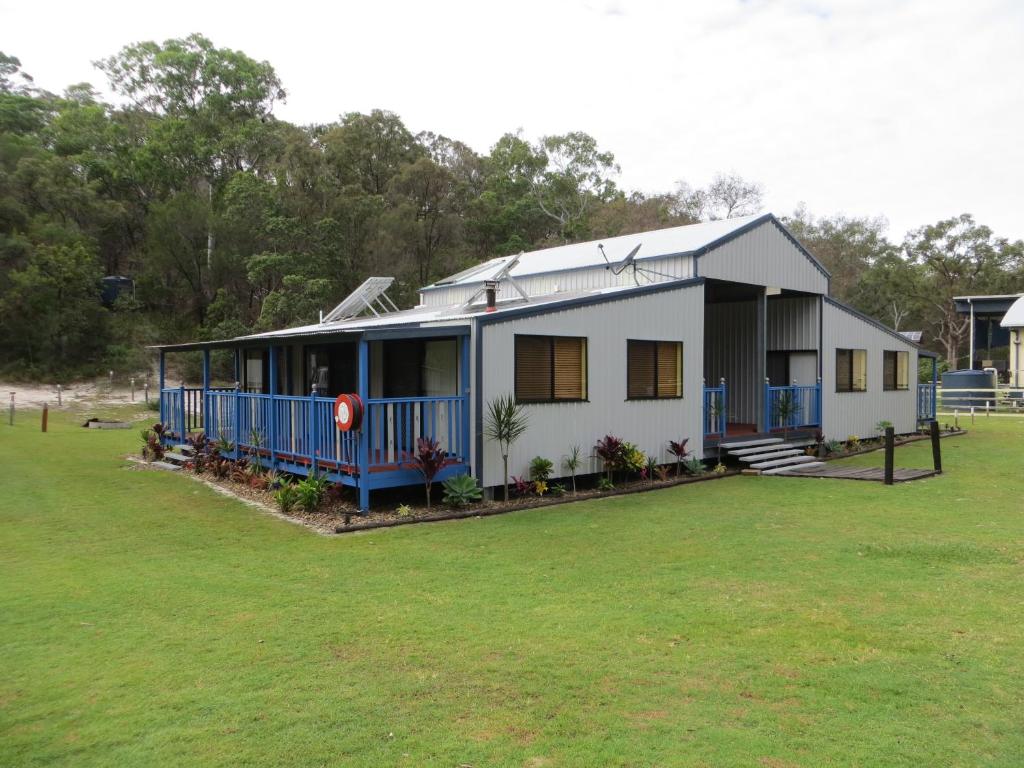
[764, 381, 822, 432]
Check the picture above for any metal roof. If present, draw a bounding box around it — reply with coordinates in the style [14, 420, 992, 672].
[423, 214, 767, 291]
[953, 293, 1023, 315]
[1000, 295, 1024, 327]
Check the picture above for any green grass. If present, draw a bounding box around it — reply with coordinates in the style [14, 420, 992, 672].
[2, 410, 1024, 767]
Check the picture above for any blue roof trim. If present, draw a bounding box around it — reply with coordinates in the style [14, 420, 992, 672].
[479, 277, 705, 326]
[824, 296, 938, 357]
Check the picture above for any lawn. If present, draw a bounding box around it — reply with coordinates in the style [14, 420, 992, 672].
[2, 409, 1023, 767]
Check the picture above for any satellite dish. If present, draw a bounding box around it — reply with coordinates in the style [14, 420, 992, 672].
[599, 243, 642, 275]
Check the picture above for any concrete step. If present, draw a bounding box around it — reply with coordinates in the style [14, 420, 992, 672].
[718, 438, 783, 450]
[150, 461, 182, 472]
[162, 452, 190, 463]
[728, 443, 797, 456]
[174, 444, 194, 454]
[738, 449, 805, 463]
[749, 455, 820, 470]
[762, 461, 826, 476]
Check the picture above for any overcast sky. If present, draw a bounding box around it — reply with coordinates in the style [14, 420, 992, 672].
[3, 0, 1022, 242]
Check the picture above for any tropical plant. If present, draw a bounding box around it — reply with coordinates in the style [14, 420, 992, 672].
[441, 474, 483, 507]
[713, 462, 727, 475]
[529, 456, 554, 483]
[845, 435, 861, 452]
[215, 437, 234, 455]
[596, 476, 615, 492]
[772, 390, 800, 438]
[548, 482, 567, 497]
[295, 474, 330, 513]
[139, 428, 165, 462]
[412, 436, 446, 509]
[875, 420, 894, 436]
[396, 503, 413, 517]
[563, 445, 582, 493]
[644, 455, 658, 484]
[825, 439, 843, 455]
[186, 432, 212, 473]
[510, 475, 533, 498]
[485, 394, 529, 502]
[667, 437, 691, 477]
[274, 484, 299, 514]
[594, 435, 625, 482]
[620, 442, 646, 475]
[682, 456, 705, 476]
[533, 480, 548, 496]
[654, 464, 671, 482]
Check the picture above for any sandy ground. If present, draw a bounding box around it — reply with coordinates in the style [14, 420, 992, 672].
[0, 380, 163, 411]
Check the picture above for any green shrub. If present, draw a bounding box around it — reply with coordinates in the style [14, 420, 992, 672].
[441, 474, 483, 507]
[682, 456, 705, 476]
[596, 477, 615, 492]
[529, 456, 554, 482]
[295, 474, 330, 513]
[274, 484, 299, 514]
[396, 503, 413, 517]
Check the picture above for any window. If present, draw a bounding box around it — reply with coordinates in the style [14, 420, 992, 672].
[883, 350, 910, 391]
[514, 335, 587, 402]
[627, 340, 683, 399]
[836, 348, 867, 392]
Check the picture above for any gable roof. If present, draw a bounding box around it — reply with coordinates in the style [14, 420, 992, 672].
[824, 296, 938, 358]
[422, 213, 829, 292]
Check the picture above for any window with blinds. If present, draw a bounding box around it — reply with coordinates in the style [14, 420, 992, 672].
[514, 335, 587, 402]
[883, 350, 910, 391]
[627, 340, 683, 399]
[836, 348, 867, 392]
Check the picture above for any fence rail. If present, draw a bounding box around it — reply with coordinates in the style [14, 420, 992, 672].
[934, 386, 1024, 414]
[702, 384, 727, 437]
[161, 388, 468, 474]
[765, 383, 821, 431]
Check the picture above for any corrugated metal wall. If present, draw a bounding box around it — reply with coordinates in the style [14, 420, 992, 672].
[699, 222, 829, 294]
[421, 254, 695, 307]
[821, 301, 920, 438]
[479, 283, 705, 488]
[767, 295, 819, 351]
[704, 301, 759, 424]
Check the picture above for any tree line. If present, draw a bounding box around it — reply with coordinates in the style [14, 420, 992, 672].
[0, 35, 1021, 378]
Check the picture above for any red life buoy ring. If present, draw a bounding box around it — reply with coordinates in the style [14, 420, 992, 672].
[333, 393, 363, 431]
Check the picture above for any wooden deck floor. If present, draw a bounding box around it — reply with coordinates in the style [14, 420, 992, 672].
[776, 465, 938, 482]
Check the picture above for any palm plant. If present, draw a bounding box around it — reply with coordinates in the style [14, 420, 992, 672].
[667, 438, 690, 477]
[773, 391, 799, 439]
[485, 394, 528, 502]
[563, 445, 582, 493]
[413, 437, 446, 508]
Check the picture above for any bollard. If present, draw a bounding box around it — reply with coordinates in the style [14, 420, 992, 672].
[57, 384, 62, 407]
[8, 392, 13, 426]
[970, 406, 975, 424]
[41, 403, 48, 432]
[130, 377, 136, 402]
[930, 420, 942, 473]
[953, 409, 959, 430]
[883, 426, 894, 485]
[985, 401, 989, 418]
[108, 370, 114, 386]
[144, 382, 149, 404]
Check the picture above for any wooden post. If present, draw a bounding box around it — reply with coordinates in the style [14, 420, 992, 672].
[41, 403, 48, 432]
[883, 426, 894, 485]
[144, 382, 149, 404]
[930, 420, 942, 473]
[57, 384, 62, 407]
[130, 377, 135, 402]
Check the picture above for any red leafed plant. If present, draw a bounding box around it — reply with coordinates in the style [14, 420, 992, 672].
[413, 437, 446, 508]
[594, 435, 625, 482]
[667, 438, 691, 477]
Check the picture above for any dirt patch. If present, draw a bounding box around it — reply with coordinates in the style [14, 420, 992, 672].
[0, 379, 161, 412]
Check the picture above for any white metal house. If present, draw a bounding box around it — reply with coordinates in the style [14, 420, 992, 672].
[156, 213, 938, 509]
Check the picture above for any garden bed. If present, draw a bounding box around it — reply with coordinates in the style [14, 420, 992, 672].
[130, 454, 740, 535]
[808, 427, 966, 462]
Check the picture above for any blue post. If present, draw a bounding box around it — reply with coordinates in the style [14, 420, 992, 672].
[310, 385, 319, 477]
[460, 337, 471, 463]
[764, 378, 771, 433]
[201, 349, 211, 433]
[719, 377, 727, 437]
[179, 383, 186, 441]
[158, 351, 166, 433]
[268, 346, 278, 470]
[357, 337, 370, 512]
[233, 380, 241, 461]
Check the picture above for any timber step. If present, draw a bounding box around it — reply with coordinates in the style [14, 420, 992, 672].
[149, 461, 182, 472]
[762, 461, 826, 476]
[749, 455, 820, 470]
[728, 443, 798, 457]
[738, 449, 805, 463]
[718, 438, 783, 450]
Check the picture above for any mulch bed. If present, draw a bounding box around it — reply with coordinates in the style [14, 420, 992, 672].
[128, 455, 740, 535]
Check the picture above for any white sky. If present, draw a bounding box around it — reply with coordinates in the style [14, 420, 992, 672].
[3, 0, 1022, 242]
